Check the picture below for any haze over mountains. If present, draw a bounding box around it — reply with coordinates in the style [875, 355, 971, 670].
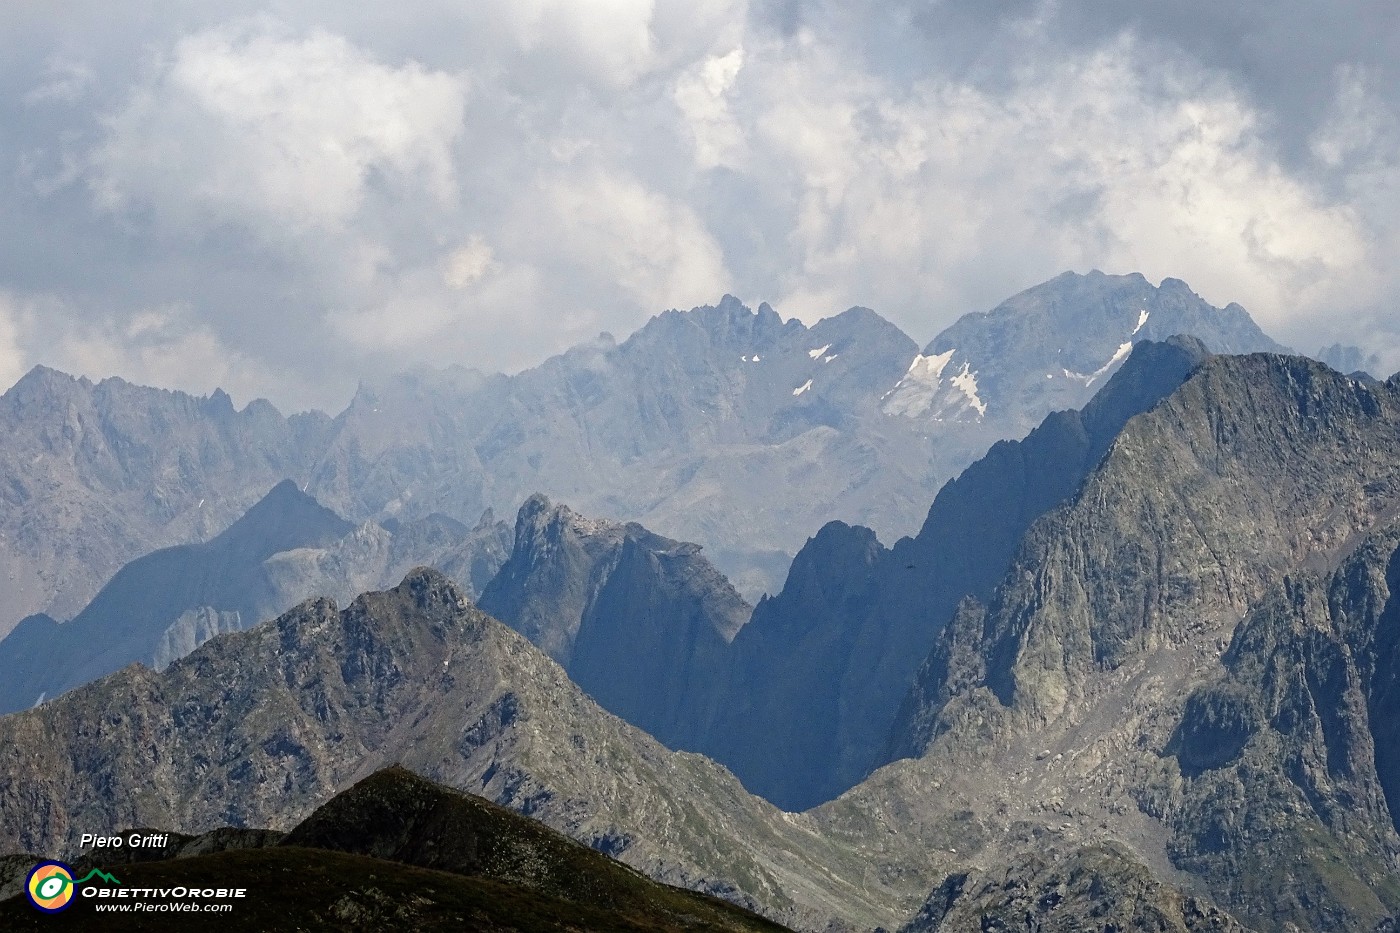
[5, 269, 1397, 932]
[0, 480, 511, 715]
[0, 271, 1287, 641]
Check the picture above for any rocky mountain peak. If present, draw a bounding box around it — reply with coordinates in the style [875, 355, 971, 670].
[512, 493, 620, 555]
[390, 566, 472, 621]
[3, 363, 90, 400]
[220, 480, 355, 557]
[902, 270, 1286, 431]
[777, 521, 886, 613]
[898, 343, 1400, 757]
[628, 295, 791, 358]
[480, 497, 751, 748]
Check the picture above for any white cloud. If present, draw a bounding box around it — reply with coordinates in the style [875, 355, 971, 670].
[730, 34, 1374, 337]
[532, 168, 730, 311]
[53, 306, 295, 407]
[674, 47, 746, 169]
[90, 19, 468, 237]
[443, 236, 497, 290]
[23, 59, 95, 106]
[0, 292, 305, 407]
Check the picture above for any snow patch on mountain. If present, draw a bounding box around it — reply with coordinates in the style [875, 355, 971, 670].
[808, 345, 831, 360]
[880, 350, 986, 421]
[949, 365, 988, 417]
[1063, 341, 1135, 388]
[793, 379, 813, 396]
[1134, 309, 1150, 335]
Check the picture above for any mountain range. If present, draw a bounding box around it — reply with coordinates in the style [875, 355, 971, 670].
[0, 270, 1289, 640]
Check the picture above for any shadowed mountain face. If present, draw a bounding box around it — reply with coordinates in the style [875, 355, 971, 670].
[711, 337, 1217, 809]
[0, 272, 1290, 638]
[0, 484, 511, 715]
[478, 494, 750, 746]
[0, 481, 352, 715]
[0, 766, 792, 933]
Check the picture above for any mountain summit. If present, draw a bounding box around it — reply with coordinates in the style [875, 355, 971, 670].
[887, 270, 1287, 431]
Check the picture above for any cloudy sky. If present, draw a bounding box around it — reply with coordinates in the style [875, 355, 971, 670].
[2, 1, 1397, 411]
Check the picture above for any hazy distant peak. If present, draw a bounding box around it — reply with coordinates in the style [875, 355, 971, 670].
[2, 364, 91, 404]
[221, 480, 354, 552]
[1317, 342, 1382, 378]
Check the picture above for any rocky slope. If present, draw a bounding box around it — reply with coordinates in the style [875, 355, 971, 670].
[311, 275, 1285, 600]
[695, 337, 1212, 810]
[462, 338, 1211, 813]
[900, 844, 1252, 933]
[304, 298, 954, 601]
[1144, 528, 1400, 931]
[0, 569, 929, 931]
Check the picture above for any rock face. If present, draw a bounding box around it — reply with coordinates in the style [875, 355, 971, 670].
[860, 354, 1400, 932]
[908, 354, 1400, 739]
[0, 569, 923, 931]
[1149, 530, 1400, 931]
[478, 495, 750, 750]
[900, 845, 1252, 933]
[304, 298, 954, 602]
[0, 484, 511, 715]
[309, 277, 1285, 601]
[470, 339, 1212, 812]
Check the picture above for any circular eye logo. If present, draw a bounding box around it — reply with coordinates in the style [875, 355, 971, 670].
[26, 861, 76, 913]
